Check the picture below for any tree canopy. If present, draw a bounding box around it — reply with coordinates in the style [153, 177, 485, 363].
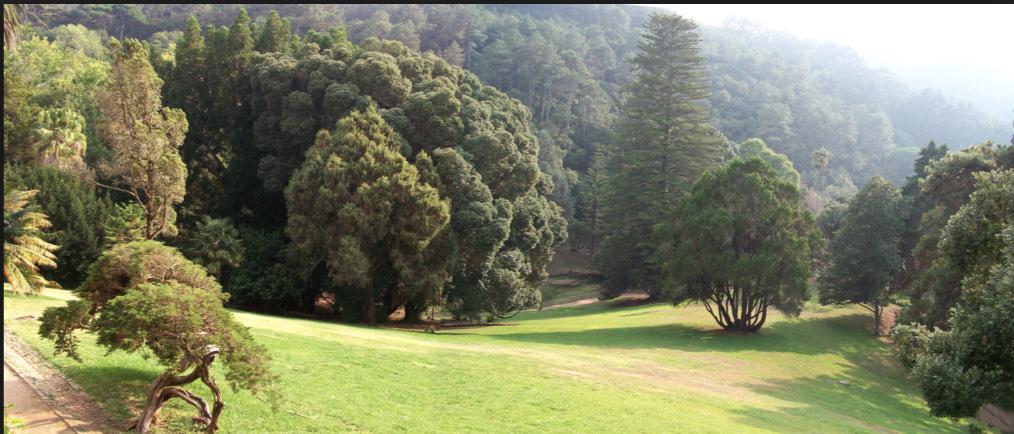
[664, 158, 821, 331]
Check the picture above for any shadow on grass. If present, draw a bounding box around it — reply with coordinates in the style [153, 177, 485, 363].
[728, 353, 963, 433]
[478, 313, 876, 356]
[60, 365, 157, 420]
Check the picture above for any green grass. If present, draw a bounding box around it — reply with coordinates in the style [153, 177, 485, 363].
[4, 289, 969, 433]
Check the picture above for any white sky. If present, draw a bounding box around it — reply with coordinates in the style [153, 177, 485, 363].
[637, 4, 1014, 119]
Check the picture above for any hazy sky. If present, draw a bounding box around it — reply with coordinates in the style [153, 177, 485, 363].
[638, 4, 1014, 120]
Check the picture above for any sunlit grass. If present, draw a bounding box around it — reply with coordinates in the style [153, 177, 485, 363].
[3, 288, 968, 433]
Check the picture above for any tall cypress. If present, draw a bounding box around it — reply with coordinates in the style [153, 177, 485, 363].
[595, 13, 726, 299]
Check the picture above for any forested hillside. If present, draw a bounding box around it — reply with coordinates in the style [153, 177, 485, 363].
[5, 5, 1013, 432]
[26, 4, 1009, 221]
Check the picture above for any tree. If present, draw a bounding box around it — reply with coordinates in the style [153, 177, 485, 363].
[95, 38, 188, 240]
[574, 149, 608, 254]
[901, 142, 1011, 327]
[663, 158, 820, 332]
[3, 33, 109, 161]
[595, 13, 726, 299]
[255, 10, 288, 53]
[30, 108, 89, 177]
[738, 138, 800, 186]
[819, 176, 906, 335]
[104, 203, 147, 245]
[4, 164, 113, 287]
[905, 171, 1014, 417]
[184, 216, 245, 279]
[38, 241, 276, 433]
[3, 190, 59, 294]
[285, 108, 450, 323]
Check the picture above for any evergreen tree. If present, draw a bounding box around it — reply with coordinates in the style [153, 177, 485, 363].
[285, 108, 450, 323]
[595, 13, 726, 299]
[95, 38, 189, 240]
[38, 241, 276, 433]
[255, 11, 288, 53]
[574, 149, 608, 255]
[819, 176, 906, 335]
[738, 138, 800, 186]
[4, 164, 113, 287]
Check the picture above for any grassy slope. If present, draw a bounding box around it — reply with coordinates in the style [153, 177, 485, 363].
[4, 289, 964, 433]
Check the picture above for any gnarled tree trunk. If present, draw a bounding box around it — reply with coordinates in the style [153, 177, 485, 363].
[127, 346, 224, 433]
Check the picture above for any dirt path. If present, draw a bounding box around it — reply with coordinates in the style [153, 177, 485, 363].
[3, 331, 117, 433]
[3, 362, 75, 433]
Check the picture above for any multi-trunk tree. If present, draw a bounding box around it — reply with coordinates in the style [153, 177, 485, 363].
[596, 13, 727, 299]
[663, 158, 821, 332]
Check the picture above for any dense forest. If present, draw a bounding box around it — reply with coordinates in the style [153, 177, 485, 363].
[4, 4, 1012, 431]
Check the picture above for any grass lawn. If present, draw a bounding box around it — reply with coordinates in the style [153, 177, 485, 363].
[3, 289, 968, 433]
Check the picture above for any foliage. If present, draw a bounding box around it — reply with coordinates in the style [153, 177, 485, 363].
[596, 13, 727, 299]
[103, 202, 146, 245]
[890, 323, 937, 370]
[4, 164, 113, 287]
[285, 109, 450, 323]
[737, 138, 800, 186]
[184, 216, 245, 279]
[571, 149, 608, 254]
[95, 38, 188, 240]
[225, 226, 302, 311]
[30, 108, 89, 176]
[901, 142, 1012, 327]
[663, 158, 820, 331]
[3, 189, 59, 295]
[165, 11, 253, 224]
[3, 33, 108, 162]
[891, 170, 1014, 416]
[819, 176, 906, 335]
[910, 223, 1014, 417]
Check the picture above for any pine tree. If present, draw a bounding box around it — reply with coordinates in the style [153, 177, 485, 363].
[595, 13, 726, 298]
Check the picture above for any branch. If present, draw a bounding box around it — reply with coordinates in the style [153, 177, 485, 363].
[95, 180, 141, 202]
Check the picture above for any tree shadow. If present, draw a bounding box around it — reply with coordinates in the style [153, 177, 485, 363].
[510, 299, 666, 322]
[728, 355, 964, 432]
[60, 365, 157, 421]
[476, 313, 876, 356]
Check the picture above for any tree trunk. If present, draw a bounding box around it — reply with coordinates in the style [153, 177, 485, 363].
[127, 347, 224, 433]
[702, 287, 768, 332]
[365, 278, 376, 325]
[873, 305, 883, 336]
